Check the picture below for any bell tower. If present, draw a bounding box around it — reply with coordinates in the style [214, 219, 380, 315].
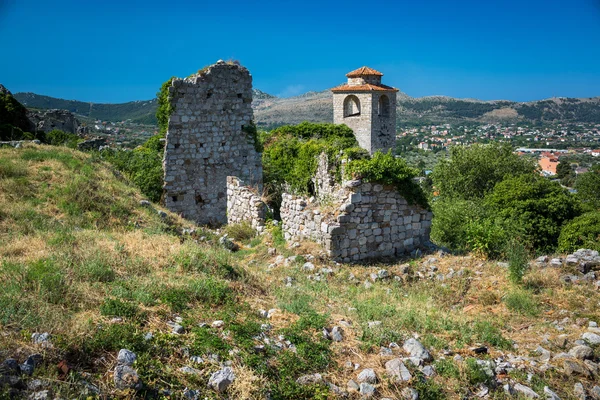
[331, 67, 398, 154]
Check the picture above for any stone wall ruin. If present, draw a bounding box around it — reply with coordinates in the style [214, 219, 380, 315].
[163, 61, 262, 225]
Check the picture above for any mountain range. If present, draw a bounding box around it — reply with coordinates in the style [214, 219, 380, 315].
[14, 89, 600, 128]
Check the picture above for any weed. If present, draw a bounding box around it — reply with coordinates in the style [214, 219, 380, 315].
[190, 327, 232, 357]
[100, 298, 140, 319]
[507, 240, 530, 284]
[223, 221, 256, 243]
[464, 358, 492, 386]
[435, 358, 460, 379]
[504, 289, 540, 316]
[472, 321, 512, 350]
[413, 371, 447, 399]
[0, 158, 27, 179]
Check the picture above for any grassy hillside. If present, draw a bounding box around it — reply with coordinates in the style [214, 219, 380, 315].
[1, 144, 599, 399]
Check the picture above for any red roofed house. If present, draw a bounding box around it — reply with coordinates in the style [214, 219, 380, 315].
[331, 67, 399, 154]
[539, 154, 559, 176]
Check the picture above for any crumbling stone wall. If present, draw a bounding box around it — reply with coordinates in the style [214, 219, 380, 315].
[226, 176, 267, 233]
[281, 180, 432, 263]
[163, 61, 262, 225]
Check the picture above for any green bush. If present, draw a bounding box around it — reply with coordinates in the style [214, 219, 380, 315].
[345, 150, 428, 208]
[574, 165, 600, 210]
[45, 129, 79, 148]
[484, 174, 581, 252]
[558, 211, 600, 253]
[430, 198, 483, 252]
[223, 221, 256, 243]
[432, 142, 537, 201]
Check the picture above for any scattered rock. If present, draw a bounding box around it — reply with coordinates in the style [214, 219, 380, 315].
[590, 386, 600, 400]
[514, 383, 539, 398]
[296, 373, 324, 385]
[582, 332, 600, 345]
[368, 321, 382, 328]
[422, 365, 435, 377]
[157, 210, 168, 219]
[357, 368, 377, 384]
[563, 360, 591, 377]
[403, 338, 432, 362]
[207, 367, 235, 393]
[212, 320, 225, 328]
[114, 365, 142, 390]
[117, 349, 137, 366]
[543, 386, 561, 400]
[359, 382, 376, 397]
[330, 326, 343, 342]
[139, 200, 151, 207]
[179, 366, 201, 375]
[385, 358, 412, 382]
[574, 382, 586, 400]
[401, 387, 419, 400]
[569, 345, 593, 360]
[28, 390, 51, 400]
[218, 235, 237, 251]
[302, 262, 315, 271]
[347, 379, 359, 391]
[31, 332, 51, 346]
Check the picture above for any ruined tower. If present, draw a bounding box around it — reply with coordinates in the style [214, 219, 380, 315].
[163, 60, 262, 226]
[331, 67, 398, 154]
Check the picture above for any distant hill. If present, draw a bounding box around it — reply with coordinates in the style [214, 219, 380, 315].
[14, 92, 158, 125]
[14, 89, 600, 129]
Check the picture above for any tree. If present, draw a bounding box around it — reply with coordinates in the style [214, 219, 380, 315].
[431, 143, 537, 201]
[558, 211, 600, 253]
[574, 165, 600, 210]
[484, 174, 581, 252]
[556, 161, 573, 180]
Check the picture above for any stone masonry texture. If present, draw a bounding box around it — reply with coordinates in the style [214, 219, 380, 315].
[163, 61, 262, 225]
[226, 176, 267, 233]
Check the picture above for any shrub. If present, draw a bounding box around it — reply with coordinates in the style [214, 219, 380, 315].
[45, 129, 79, 148]
[432, 142, 537, 201]
[223, 221, 256, 243]
[558, 211, 600, 253]
[430, 198, 483, 251]
[464, 358, 492, 386]
[484, 174, 581, 252]
[345, 150, 428, 208]
[574, 165, 600, 210]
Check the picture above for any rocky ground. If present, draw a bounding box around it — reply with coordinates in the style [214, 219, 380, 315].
[1, 144, 600, 399]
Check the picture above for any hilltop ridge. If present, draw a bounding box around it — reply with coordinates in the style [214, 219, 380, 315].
[12, 88, 600, 129]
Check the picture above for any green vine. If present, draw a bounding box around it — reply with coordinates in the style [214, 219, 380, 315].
[156, 77, 175, 134]
[345, 150, 429, 209]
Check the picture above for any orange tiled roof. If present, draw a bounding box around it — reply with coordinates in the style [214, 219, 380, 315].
[346, 66, 384, 77]
[331, 83, 399, 93]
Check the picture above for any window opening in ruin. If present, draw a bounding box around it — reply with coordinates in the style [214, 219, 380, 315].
[343, 95, 361, 117]
[195, 193, 204, 205]
[237, 93, 243, 98]
[207, 90, 213, 99]
[174, 143, 180, 149]
[378, 95, 390, 117]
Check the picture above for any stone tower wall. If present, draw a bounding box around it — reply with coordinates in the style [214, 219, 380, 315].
[163, 61, 262, 226]
[333, 91, 396, 154]
[333, 92, 374, 153]
[370, 91, 397, 153]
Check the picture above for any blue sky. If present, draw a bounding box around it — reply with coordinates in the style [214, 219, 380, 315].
[1, 0, 599, 103]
